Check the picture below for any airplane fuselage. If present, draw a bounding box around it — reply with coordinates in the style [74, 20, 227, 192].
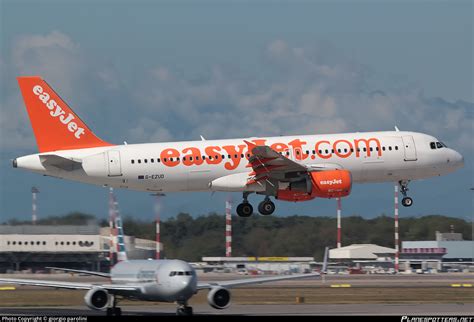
[14, 130, 464, 194]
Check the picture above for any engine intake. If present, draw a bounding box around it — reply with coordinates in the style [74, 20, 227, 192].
[84, 287, 112, 311]
[207, 287, 231, 309]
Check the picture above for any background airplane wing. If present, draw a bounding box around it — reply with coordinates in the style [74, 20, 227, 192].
[196, 272, 320, 290]
[0, 278, 139, 292]
[46, 267, 111, 278]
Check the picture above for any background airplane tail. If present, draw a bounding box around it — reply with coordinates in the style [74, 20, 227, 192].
[17, 76, 112, 152]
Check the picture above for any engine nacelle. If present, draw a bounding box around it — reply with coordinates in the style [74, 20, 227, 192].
[276, 170, 352, 202]
[309, 169, 352, 198]
[207, 287, 231, 310]
[84, 287, 112, 311]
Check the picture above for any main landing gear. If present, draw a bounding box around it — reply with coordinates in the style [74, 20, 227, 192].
[176, 301, 193, 316]
[236, 193, 275, 217]
[399, 180, 413, 207]
[106, 297, 122, 316]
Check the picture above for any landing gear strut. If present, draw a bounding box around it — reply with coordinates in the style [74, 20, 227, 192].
[106, 297, 122, 316]
[176, 301, 193, 316]
[236, 192, 253, 217]
[398, 180, 413, 207]
[258, 197, 275, 216]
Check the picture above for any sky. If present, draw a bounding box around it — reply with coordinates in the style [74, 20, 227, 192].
[0, 0, 472, 223]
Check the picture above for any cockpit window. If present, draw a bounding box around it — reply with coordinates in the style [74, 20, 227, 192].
[430, 142, 436, 149]
[436, 142, 443, 149]
[169, 271, 194, 277]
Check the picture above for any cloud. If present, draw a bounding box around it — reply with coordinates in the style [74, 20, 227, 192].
[2, 34, 472, 161]
[130, 39, 472, 158]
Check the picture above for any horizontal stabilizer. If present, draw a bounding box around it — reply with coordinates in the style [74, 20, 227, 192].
[39, 154, 82, 171]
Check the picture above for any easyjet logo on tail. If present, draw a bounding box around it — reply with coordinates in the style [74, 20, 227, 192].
[32, 85, 85, 139]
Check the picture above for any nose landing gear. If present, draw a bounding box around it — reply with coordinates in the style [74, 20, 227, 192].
[399, 180, 413, 207]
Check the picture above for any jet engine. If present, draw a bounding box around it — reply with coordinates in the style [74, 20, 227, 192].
[276, 170, 352, 202]
[207, 287, 231, 309]
[84, 287, 112, 311]
[309, 169, 352, 198]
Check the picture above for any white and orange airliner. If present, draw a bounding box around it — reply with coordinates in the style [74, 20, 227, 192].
[13, 77, 464, 216]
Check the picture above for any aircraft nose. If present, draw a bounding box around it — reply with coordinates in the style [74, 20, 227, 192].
[450, 150, 464, 168]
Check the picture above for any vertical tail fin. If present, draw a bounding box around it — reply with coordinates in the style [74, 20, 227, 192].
[113, 195, 128, 262]
[322, 246, 329, 274]
[17, 76, 113, 152]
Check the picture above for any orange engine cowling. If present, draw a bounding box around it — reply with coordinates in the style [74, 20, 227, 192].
[309, 169, 352, 198]
[276, 170, 352, 202]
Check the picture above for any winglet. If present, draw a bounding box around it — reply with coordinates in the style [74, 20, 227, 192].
[244, 140, 257, 152]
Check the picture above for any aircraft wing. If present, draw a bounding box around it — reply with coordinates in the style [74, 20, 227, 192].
[196, 272, 320, 290]
[46, 267, 111, 278]
[244, 141, 342, 186]
[0, 278, 139, 292]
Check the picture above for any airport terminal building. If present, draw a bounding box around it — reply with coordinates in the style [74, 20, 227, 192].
[0, 224, 157, 273]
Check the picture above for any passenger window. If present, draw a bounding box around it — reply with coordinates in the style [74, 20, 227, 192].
[369, 147, 373, 152]
[138, 160, 141, 164]
[164, 158, 167, 162]
[183, 157, 186, 161]
[382, 147, 386, 151]
[312, 150, 316, 155]
[131, 160, 135, 164]
[388, 146, 392, 151]
[325, 149, 328, 154]
[151, 159, 154, 163]
[170, 158, 173, 162]
[363, 148, 367, 152]
[144, 159, 147, 163]
[157, 158, 161, 163]
[395, 146, 398, 150]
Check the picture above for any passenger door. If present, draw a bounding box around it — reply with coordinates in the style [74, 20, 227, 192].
[107, 150, 122, 176]
[401, 136, 417, 161]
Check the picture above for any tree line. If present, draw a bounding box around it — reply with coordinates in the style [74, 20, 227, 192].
[3, 212, 471, 261]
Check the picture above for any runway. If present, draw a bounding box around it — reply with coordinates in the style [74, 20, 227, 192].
[0, 303, 472, 316]
[0, 273, 472, 316]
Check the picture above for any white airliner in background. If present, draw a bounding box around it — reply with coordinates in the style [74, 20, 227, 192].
[14, 77, 464, 216]
[0, 212, 328, 316]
